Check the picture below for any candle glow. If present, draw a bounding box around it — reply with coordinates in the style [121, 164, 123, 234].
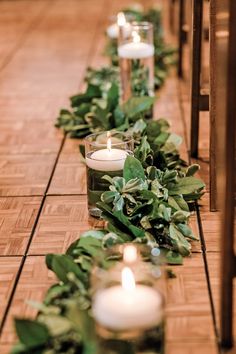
[117, 12, 126, 26]
[132, 30, 141, 43]
[123, 245, 138, 263]
[122, 267, 136, 291]
[107, 131, 112, 152]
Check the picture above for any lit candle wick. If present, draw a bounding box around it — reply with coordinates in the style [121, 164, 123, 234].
[122, 267, 136, 292]
[132, 30, 141, 43]
[117, 12, 126, 26]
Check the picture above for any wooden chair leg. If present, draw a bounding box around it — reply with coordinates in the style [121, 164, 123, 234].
[220, 0, 236, 348]
[190, 0, 204, 158]
[169, 0, 176, 34]
[178, 0, 185, 78]
[209, 0, 217, 211]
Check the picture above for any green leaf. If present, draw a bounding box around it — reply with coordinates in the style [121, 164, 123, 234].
[169, 224, 191, 256]
[14, 319, 50, 348]
[37, 314, 72, 337]
[177, 223, 198, 240]
[165, 133, 182, 147]
[154, 131, 169, 146]
[169, 177, 205, 196]
[123, 156, 145, 182]
[113, 106, 126, 127]
[106, 82, 119, 111]
[186, 164, 200, 177]
[50, 254, 87, 284]
[80, 230, 105, 240]
[171, 210, 190, 223]
[121, 96, 155, 120]
[70, 84, 101, 107]
[166, 250, 183, 265]
[97, 202, 144, 239]
[168, 195, 189, 212]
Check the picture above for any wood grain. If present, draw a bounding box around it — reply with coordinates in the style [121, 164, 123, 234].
[207, 253, 236, 338]
[200, 211, 220, 252]
[29, 195, 105, 255]
[0, 154, 56, 196]
[166, 341, 218, 354]
[0, 0, 49, 70]
[0, 257, 22, 324]
[48, 154, 87, 195]
[0, 256, 56, 345]
[0, 197, 42, 255]
[0, 121, 62, 155]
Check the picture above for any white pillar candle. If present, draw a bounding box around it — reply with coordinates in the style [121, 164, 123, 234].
[93, 267, 163, 331]
[118, 41, 155, 59]
[86, 148, 128, 171]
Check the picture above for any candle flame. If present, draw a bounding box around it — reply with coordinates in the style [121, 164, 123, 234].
[117, 12, 126, 26]
[107, 131, 112, 152]
[122, 267, 136, 291]
[123, 245, 138, 263]
[132, 30, 141, 43]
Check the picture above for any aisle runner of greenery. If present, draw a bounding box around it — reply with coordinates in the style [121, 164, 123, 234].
[12, 7, 204, 354]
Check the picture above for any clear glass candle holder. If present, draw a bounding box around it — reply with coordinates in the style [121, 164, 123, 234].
[118, 21, 155, 102]
[84, 131, 133, 218]
[91, 244, 166, 354]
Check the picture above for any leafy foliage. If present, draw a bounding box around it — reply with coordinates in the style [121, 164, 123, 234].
[98, 156, 204, 258]
[13, 6, 205, 354]
[55, 80, 155, 138]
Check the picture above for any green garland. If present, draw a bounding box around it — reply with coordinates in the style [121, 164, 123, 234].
[12, 7, 204, 354]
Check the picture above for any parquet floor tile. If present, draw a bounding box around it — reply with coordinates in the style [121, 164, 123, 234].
[48, 154, 86, 195]
[0, 0, 49, 69]
[166, 341, 218, 354]
[0, 0, 105, 99]
[0, 96, 68, 122]
[200, 211, 220, 252]
[0, 197, 42, 255]
[0, 256, 56, 345]
[0, 257, 22, 323]
[189, 214, 202, 253]
[28, 195, 105, 255]
[0, 154, 56, 196]
[207, 253, 236, 338]
[166, 254, 216, 344]
[0, 120, 62, 155]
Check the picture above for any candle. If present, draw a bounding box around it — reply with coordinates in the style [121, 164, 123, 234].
[85, 135, 128, 172]
[118, 30, 154, 59]
[106, 12, 130, 39]
[93, 267, 163, 331]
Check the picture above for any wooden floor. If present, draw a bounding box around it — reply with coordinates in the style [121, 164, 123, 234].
[0, 0, 234, 353]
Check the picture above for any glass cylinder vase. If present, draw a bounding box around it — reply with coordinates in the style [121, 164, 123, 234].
[91, 244, 166, 354]
[84, 131, 133, 218]
[118, 21, 155, 102]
